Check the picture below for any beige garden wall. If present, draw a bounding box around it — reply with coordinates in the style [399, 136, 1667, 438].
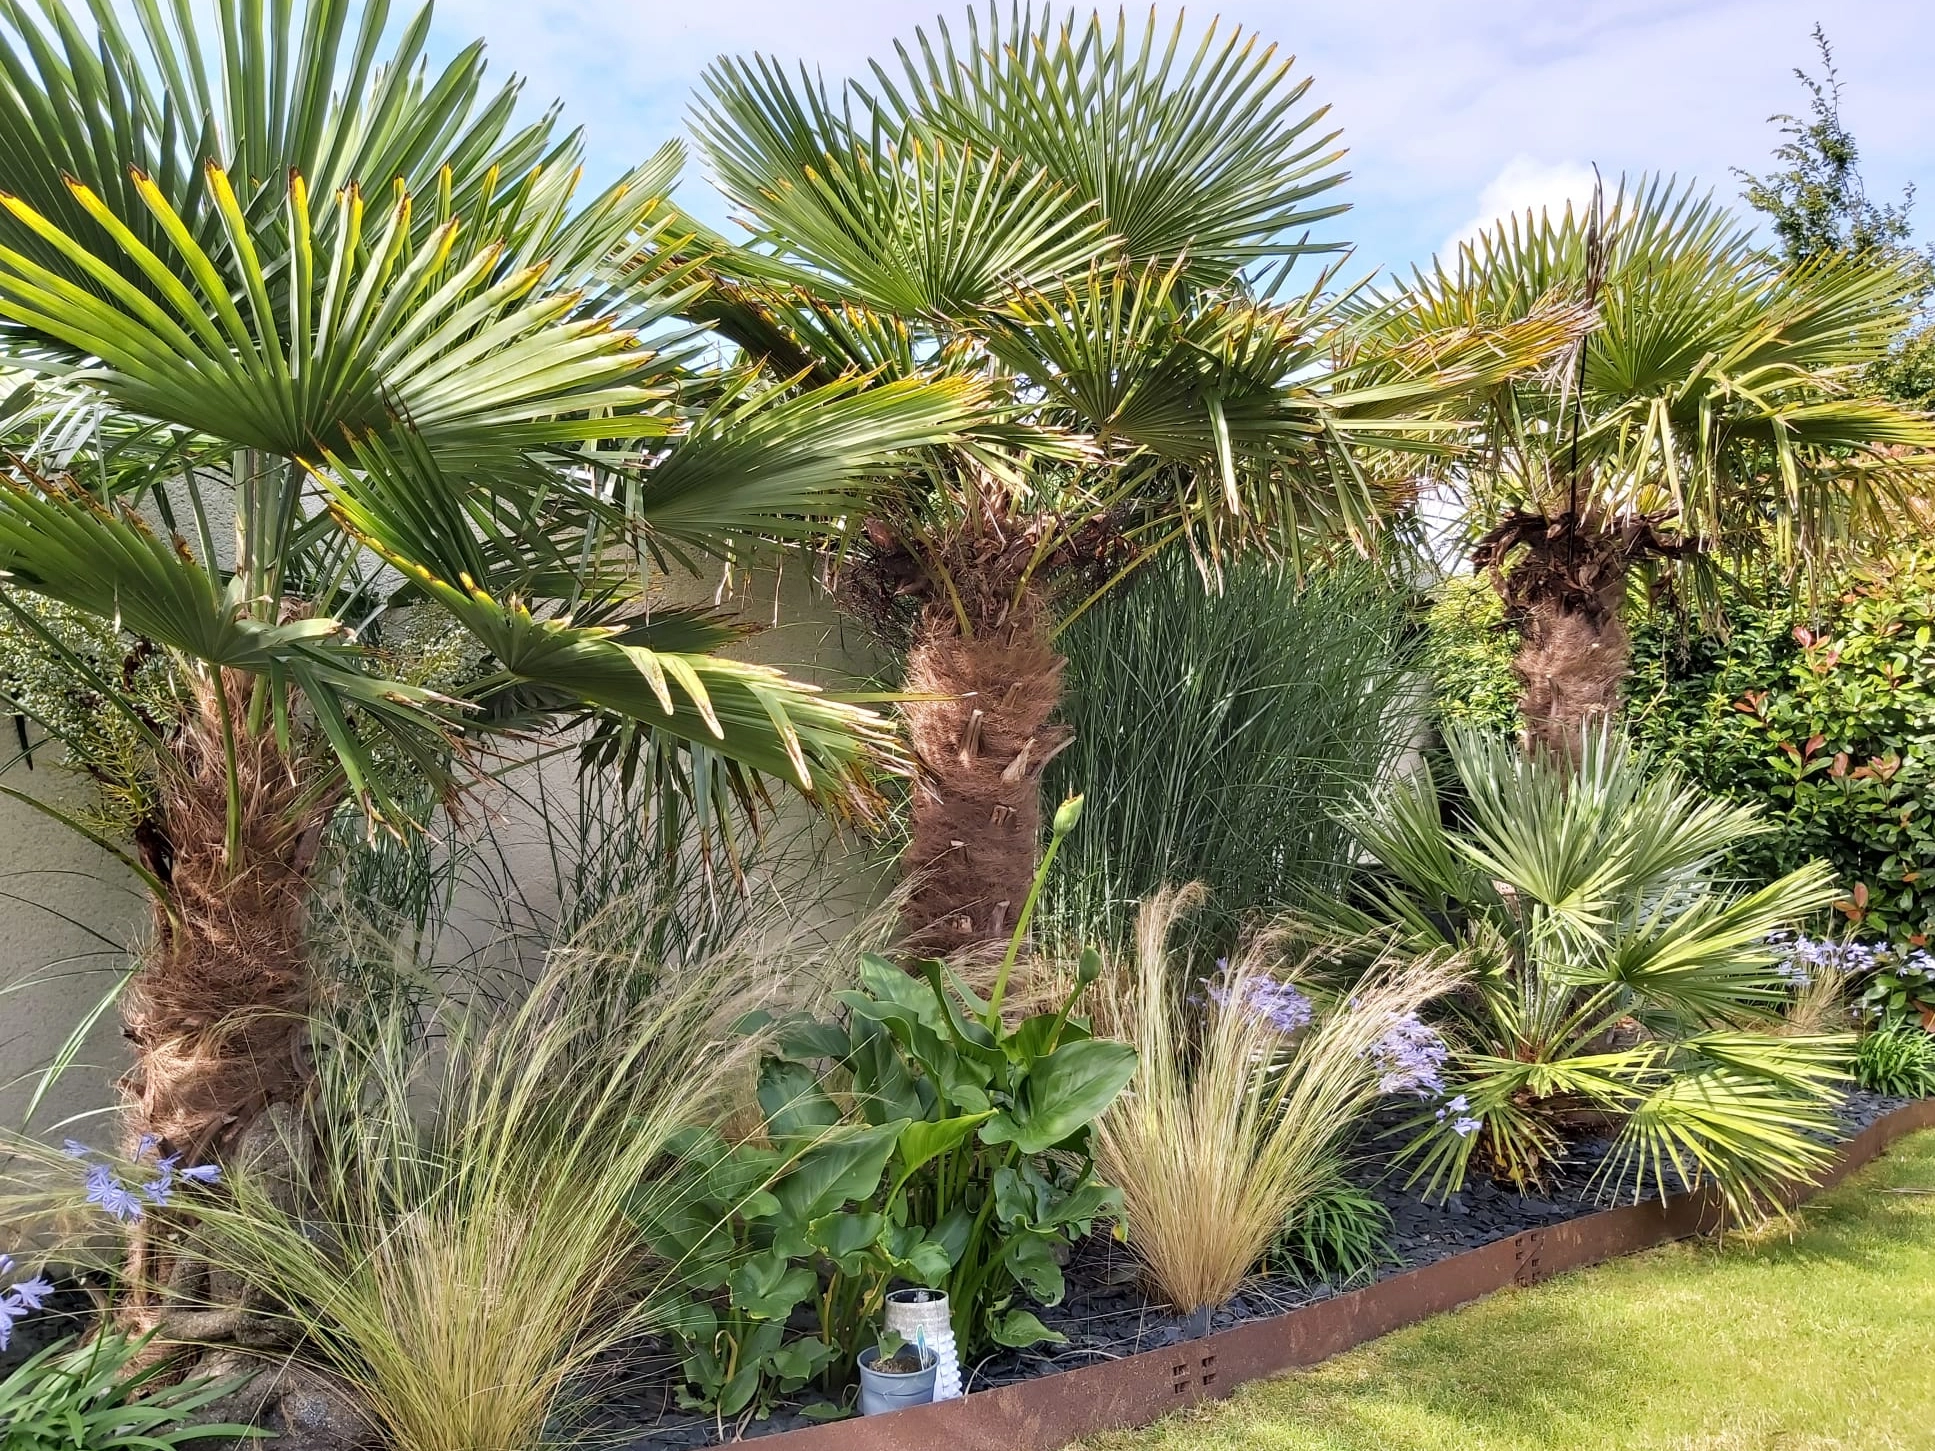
[0, 562, 892, 1139]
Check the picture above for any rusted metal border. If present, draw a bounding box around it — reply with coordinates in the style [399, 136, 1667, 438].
[717, 1100, 1935, 1451]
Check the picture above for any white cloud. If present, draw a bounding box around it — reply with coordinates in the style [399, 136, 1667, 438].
[1441, 156, 1602, 257]
[419, 0, 1935, 273]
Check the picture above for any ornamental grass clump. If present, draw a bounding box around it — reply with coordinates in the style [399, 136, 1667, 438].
[1091, 886, 1462, 1315]
[162, 913, 792, 1451]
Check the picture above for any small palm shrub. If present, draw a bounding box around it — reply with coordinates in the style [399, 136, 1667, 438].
[1090, 886, 1460, 1314]
[1336, 729, 1854, 1221]
[1856, 1027, 1935, 1097]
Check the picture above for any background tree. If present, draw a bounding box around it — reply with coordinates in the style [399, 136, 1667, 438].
[1735, 24, 1935, 410]
[0, 0, 968, 1185]
[1368, 177, 1935, 757]
[677, 7, 1579, 950]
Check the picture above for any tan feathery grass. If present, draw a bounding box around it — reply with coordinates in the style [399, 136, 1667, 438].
[1092, 886, 1461, 1315]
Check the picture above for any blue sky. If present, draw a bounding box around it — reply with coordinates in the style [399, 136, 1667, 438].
[423, 0, 1935, 279]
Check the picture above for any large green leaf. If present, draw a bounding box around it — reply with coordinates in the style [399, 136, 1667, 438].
[771, 1120, 906, 1223]
[983, 1037, 1136, 1154]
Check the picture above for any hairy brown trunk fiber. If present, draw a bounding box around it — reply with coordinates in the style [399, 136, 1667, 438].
[901, 583, 1070, 955]
[1474, 511, 1677, 762]
[1512, 591, 1630, 759]
[123, 680, 333, 1162]
[120, 676, 336, 1340]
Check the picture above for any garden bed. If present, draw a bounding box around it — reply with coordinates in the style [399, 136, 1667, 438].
[603, 1088, 1923, 1450]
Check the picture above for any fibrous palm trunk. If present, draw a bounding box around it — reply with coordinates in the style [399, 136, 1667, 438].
[124, 680, 333, 1163]
[1475, 511, 1675, 760]
[122, 677, 335, 1336]
[901, 580, 1070, 954]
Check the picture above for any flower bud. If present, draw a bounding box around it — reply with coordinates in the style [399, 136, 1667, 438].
[1052, 793, 1085, 836]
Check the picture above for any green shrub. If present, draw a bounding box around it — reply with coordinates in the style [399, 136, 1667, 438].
[1422, 555, 1935, 949]
[1420, 574, 1520, 735]
[1627, 552, 1935, 947]
[1044, 555, 1422, 949]
[1854, 1026, 1935, 1097]
[646, 807, 1133, 1416]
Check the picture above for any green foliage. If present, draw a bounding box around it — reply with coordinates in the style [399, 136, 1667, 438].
[1420, 575, 1520, 736]
[1854, 1027, 1935, 1097]
[0, 1332, 255, 1449]
[1734, 27, 1921, 266]
[646, 811, 1131, 1416]
[1335, 730, 1853, 1221]
[653, 947, 1129, 1415]
[1041, 555, 1422, 950]
[0, 595, 176, 836]
[1733, 27, 1935, 415]
[1628, 552, 1935, 946]
[1851, 946, 1935, 1029]
[1268, 1178, 1393, 1288]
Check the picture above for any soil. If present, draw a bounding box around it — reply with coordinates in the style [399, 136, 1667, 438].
[591, 1087, 1919, 1449]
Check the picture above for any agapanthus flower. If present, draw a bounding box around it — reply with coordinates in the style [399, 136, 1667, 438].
[67, 1140, 219, 1219]
[1209, 974, 1315, 1035]
[84, 1162, 145, 1222]
[1434, 1093, 1482, 1137]
[1368, 1012, 1448, 1097]
[1, 1252, 56, 1354]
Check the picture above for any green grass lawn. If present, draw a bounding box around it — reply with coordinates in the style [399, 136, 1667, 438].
[1082, 1130, 1935, 1451]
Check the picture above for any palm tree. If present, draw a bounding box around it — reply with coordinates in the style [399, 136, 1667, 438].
[1337, 728, 1850, 1222]
[0, 0, 971, 1173]
[1368, 177, 1935, 757]
[679, 7, 1581, 950]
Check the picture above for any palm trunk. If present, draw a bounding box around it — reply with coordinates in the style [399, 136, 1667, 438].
[901, 580, 1069, 954]
[123, 683, 333, 1165]
[1475, 512, 1648, 762]
[1511, 588, 1630, 759]
[120, 678, 335, 1341]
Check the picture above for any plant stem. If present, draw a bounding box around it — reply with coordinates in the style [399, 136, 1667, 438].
[209, 667, 245, 867]
[986, 802, 1078, 1026]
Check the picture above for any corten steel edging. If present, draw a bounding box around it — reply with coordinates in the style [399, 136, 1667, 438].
[725, 1101, 1935, 1451]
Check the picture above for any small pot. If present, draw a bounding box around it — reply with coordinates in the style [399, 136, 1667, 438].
[883, 1288, 962, 1401]
[856, 1343, 938, 1416]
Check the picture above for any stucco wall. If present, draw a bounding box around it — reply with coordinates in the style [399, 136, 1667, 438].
[0, 562, 892, 1138]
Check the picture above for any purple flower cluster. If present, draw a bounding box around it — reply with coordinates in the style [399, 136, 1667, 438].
[1435, 1093, 1482, 1138]
[1208, 972, 1315, 1035]
[1367, 1012, 1449, 1097]
[1765, 932, 1931, 981]
[1767, 933, 1935, 995]
[0, 1252, 56, 1353]
[64, 1137, 220, 1224]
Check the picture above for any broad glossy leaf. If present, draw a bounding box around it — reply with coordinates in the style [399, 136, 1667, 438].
[985, 1038, 1137, 1154]
[894, 1111, 994, 1180]
[987, 1306, 1065, 1348]
[758, 1060, 844, 1145]
[772, 1120, 906, 1222]
[726, 1256, 818, 1320]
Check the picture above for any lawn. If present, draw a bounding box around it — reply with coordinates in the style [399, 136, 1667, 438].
[1081, 1130, 1935, 1451]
